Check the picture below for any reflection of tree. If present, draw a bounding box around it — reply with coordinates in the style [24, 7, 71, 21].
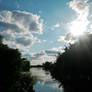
[51, 34, 92, 92]
[0, 35, 36, 92]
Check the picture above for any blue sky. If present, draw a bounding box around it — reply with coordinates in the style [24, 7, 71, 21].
[0, 0, 92, 64]
[0, 0, 72, 51]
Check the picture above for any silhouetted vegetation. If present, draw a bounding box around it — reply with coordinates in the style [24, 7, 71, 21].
[31, 65, 44, 68]
[50, 33, 92, 92]
[42, 61, 53, 71]
[0, 35, 36, 92]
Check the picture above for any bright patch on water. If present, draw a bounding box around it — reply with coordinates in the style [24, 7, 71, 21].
[30, 68, 63, 92]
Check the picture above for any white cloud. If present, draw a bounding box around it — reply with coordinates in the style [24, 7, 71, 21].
[69, 0, 89, 35]
[51, 23, 60, 30]
[43, 40, 46, 42]
[30, 50, 60, 65]
[59, 0, 91, 44]
[0, 10, 43, 47]
[69, 0, 89, 14]
[88, 14, 92, 33]
[54, 24, 60, 28]
[58, 36, 65, 42]
[51, 46, 64, 52]
[0, 10, 43, 60]
[50, 46, 64, 53]
[58, 33, 77, 44]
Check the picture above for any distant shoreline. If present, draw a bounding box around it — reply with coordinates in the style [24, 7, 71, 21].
[31, 65, 44, 68]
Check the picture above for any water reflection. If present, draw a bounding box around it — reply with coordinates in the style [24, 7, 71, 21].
[30, 68, 63, 92]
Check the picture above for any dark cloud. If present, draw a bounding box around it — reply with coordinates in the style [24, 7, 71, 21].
[65, 33, 76, 41]
[16, 37, 33, 46]
[0, 21, 20, 32]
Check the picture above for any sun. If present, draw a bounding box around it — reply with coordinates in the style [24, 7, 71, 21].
[70, 26, 84, 37]
[70, 19, 87, 37]
[71, 30, 83, 37]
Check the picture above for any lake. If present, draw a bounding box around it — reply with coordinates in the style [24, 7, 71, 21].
[30, 68, 63, 92]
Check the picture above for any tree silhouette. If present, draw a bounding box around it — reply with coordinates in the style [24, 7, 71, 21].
[51, 33, 92, 92]
[0, 36, 36, 92]
[43, 61, 53, 71]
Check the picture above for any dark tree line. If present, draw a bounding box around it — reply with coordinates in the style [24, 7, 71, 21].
[42, 61, 53, 71]
[50, 34, 92, 92]
[0, 35, 36, 92]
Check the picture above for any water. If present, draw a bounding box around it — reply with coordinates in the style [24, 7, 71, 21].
[30, 68, 63, 92]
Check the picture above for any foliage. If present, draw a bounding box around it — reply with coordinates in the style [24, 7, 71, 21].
[42, 61, 53, 71]
[0, 36, 36, 92]
[10, 73, 37, 92]
[50, 34, 92, 92]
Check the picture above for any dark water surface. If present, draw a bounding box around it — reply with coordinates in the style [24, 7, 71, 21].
[30, 68, 63, 92]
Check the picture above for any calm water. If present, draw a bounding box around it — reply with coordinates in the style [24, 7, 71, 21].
[30, 68, 63, 92]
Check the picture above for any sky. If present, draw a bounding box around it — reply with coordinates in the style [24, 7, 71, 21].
[0, 0, 92, 65]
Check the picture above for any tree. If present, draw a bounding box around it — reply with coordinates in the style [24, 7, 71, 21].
[51, 33, 92, 92]
[43, 61, 53, 71]
[0, 36, 36, 92]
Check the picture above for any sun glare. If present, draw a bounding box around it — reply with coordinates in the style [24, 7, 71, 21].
[70, 19, 88, 37]
[70, 26, 84, 37]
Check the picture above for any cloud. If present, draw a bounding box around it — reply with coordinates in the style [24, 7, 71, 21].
[69, 0, 89, 14]
[34, 51, 46, 58]
[69, 0, 89, 35]
[54, 24, 60, 28]
[0, 10, 43, 48]
[30, 47, 67, 65]
[51, 23, 60, 30]
[50, 46, 64, 53]
[45, 50, 59, 56]
[16, 37, 33, 46]
[30, 49, 60, 65]
[58, 36, 65, 42]
[58, 0, 92, 44]
[59, 0, 91, 44]
[43, 40, 46, 42]
[58, 33, 77, 43]
[0, 10, 43, 62]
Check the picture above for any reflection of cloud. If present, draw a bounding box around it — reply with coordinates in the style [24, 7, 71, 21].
[31, 68, 62, 89]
